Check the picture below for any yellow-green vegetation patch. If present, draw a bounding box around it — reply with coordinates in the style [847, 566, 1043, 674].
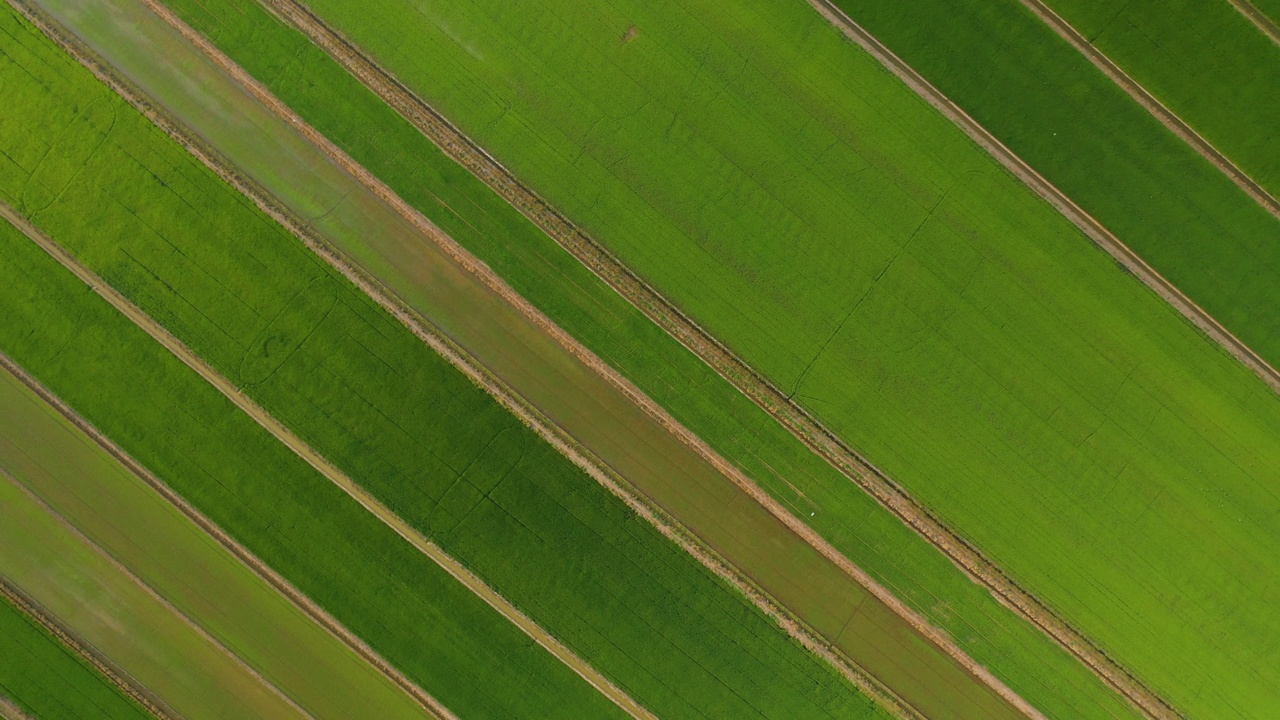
[0, 592, 152, 720]
[286, 0, 1280, 715]
[0, 6, 888, 719]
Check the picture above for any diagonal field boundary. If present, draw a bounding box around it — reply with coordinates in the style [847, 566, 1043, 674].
[256, 0, 1182, 717]
[1018, 0, 1280, 225]
[0, 695, 38, 720]
[0, 209, 457, 720]
[0, 189, 648, 719]
[134, 0, 1043, 716]
[0, 467, 320, 720]
[0, 576, 175, 720]
[1228, 0, 1280, 47]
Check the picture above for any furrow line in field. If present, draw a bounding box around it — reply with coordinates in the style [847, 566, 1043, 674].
[24, 1, 929, 715]
[254, 0, 1180, 718]
[0, 577, 174, 720]
[1228, 0, 1280, 48]
[0, 469, 320, 720]
[149, 1, 1036, 716]
[0, 343, 455, 720]
[1017, 0, 1280, 221]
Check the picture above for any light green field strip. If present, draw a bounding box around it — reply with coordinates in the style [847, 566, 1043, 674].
[9, 1, 1022, 717]
[0, 358, 450, 720]
[0, 476, 313, 720]
[274, 0, 1280, 717]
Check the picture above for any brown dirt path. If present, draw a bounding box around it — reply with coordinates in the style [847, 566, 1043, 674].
[263, 0, 1179, 718]
[142, 1, 1040, 717]
[0, 340, 455, 720]
[0, 577, 176, 720]
[0, 179, 644, 717]
[1228, 0, 1280, 48]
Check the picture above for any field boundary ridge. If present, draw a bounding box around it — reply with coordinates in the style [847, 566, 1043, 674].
[1227, 0, 1280, 46]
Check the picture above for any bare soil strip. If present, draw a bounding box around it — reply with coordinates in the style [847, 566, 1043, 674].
[0, 345, 455, 720]
[258, 0, 1183, 718]
[1020, 0, 1280, 225]
[1227, 0, 1280, 48]
[0, 471, 320, 720]
[0, 577, 174, 720]
[139, 1, 1038, 716]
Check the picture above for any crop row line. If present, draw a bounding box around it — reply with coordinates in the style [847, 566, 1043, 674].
[0, 574, 173, 720]
[259, 0, 1172, 717]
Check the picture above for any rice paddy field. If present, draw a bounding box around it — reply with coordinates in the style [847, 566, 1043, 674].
[3, 0, 1278, 717]
[273, 0, 1280, 716]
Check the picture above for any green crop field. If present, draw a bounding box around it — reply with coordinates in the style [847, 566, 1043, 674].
[1042, 0, 1280, 196]
[0, 7, 891, 719]
[827, 0, 1280, 376]
[0, 362, 439, 720]
[0, 594, 152, 720]
[151, 0, 1141, 718]
[282, 0, 1280, 716]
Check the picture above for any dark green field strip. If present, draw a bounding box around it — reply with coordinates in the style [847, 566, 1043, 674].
[0, 592, 153, 720]
[825, 0, 1280, 373]
[1038, 0, 1280, 202]
[271, 0, 1280, 717]
[0, 7, 892, 720]
[149, 1, 1143, 718]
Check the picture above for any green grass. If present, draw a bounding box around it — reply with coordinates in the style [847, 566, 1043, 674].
[0, 8, 887, 719]
[274, 0, 1280, 716]
[1042, 0, 1280, 196]
[0, 594, 153, 720]
[152, 0, 1144, 717]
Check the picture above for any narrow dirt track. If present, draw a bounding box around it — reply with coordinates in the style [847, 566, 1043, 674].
[139, 1, 1043, 717]
[0, 576, 176, 720]
[0, 341, 454, 720]
[0, 469, 319, 720]
[1229, 0, 1280, 47]
[259, 0, 1185, 718]
[1020, 0, 1280, 225]
[0, 184, 642, 718]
